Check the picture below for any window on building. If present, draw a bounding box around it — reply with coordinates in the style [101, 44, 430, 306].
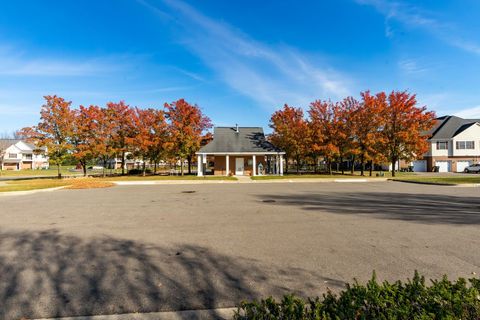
[436, 141, 448, 150]
[24, 154, 33, 160]
[456, 141, 475, 149]
[8, 153, 17, 158]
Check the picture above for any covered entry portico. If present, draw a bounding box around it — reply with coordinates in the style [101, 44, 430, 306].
[196, 126, 285, 177]
[197, 152, 284, 176]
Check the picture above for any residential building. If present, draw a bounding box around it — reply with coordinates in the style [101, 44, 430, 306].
[196, 126, 285, 176]
[0, 139, 49, 170]
[412, 116, 480, 172]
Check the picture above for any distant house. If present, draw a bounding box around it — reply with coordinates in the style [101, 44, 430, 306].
[196, 126, 285, 176]
[0, 139, 49, 170]
[412, 115, 480, 172]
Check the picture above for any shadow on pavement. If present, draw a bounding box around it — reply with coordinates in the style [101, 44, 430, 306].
[257, 192, 480, 225]
[0, 229, 340, 319]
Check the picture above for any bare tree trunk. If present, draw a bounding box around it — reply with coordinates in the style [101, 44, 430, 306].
[350, 155, 355, 175]
[180, 158, 184, 176]
[340, 156, 344, 175]
[360, 154, 365, 176]
[142, 156, 146, 176]
[154, 161, 157, 175]
[369, 160, 373, 176]
[57, 163, 61, 179]
[103, 158, 107, 178]
[187, 155, 192, 175]
[296, 155, 300, 174]
[82, 160, 87, 177]
[121, 151, 125, 175]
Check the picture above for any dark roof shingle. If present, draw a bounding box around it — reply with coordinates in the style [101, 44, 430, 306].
[198, 127, 282, 153]
[429, 116, 480, 139]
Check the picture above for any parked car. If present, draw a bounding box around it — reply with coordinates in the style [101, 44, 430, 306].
[464, 163, 480, 173]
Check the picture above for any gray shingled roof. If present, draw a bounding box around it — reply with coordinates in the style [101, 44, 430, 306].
[429, 116, 480, 140]
[198, 127, 283, 154]
[0, 139, 20, 151]
[0, 139, 46, 152]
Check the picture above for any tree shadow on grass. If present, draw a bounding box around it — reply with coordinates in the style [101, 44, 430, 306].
[0, 229, 342, 319]
[257, 192, 480, 225]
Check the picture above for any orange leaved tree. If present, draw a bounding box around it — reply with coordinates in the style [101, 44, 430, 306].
[308, 100, 345, 174]
[71, 105, 101, 176]
[19, 95, 75, 178]
[351, 91, 385, 176]
[105, 101, 136, 175]
[269, 104, 309, 173]
[378, 91, 436, 177]
[164, 99, 212, 175]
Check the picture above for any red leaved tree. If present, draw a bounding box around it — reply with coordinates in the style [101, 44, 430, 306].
[71, 105, 102, 176]
[308, 100, 344, 174]
[351, 91, 386, 176]
[19, 95, 75, 178]
[164, 99, 212, 175]
[105, 101, 136, 175]
[269, 104, 310, 173]
[378, 91, 436, 177]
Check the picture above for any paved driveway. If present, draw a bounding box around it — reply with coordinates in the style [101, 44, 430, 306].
[0, 181, 479, 319]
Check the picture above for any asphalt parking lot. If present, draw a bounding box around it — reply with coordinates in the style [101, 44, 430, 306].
[0, 181, 479, 319]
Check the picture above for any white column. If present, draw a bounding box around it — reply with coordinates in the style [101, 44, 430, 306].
[275, 155, 279, 175]
[197, 154, 203, 176]
[279, 154, 284, 176]
[252, 155, 256, 176]
[225, 155, 230, 176]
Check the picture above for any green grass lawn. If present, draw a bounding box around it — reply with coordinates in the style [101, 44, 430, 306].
[393, 175, 480, 185]
[0, 166, 75, 177]
[105, 175, 237, 181]
[251, 171, 416, 180]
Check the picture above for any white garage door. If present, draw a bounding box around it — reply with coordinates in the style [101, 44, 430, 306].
[457, 161, 472, 172]
[435, 161, 451, 172]
[412, 160, 427, 172]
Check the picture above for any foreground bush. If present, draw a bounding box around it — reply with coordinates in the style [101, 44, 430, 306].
[234, 272, 480, 320]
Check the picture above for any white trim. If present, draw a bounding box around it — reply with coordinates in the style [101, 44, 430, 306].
[252, 155, 256, 176]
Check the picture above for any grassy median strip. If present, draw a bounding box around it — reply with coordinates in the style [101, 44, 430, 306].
[105, 175, 238, 181]
[251, 172, 415, 180]
[393, 176, 480, 185]
[0, 178, 114, 192]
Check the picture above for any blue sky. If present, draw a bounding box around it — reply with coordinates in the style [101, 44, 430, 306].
[1, 0, 479, 133]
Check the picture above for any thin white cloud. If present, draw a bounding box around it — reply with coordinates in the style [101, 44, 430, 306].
[355, 0, 480, 56]
[0, 49, 132, 77]
[139, 0, 352, 109]
[398, 59, 428, 75]
[454, 106, 480, 119]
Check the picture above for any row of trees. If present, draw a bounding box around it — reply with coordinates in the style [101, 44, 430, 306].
[20, 96, 212, 177]
[269, 90, 436, 177]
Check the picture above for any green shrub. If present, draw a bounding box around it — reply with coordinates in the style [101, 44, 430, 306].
[127, 168, 152, 175]
[234, 272, 480, 320]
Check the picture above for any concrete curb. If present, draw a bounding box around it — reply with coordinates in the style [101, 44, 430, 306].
[113, 178, 389, 185]
[390, 179, 480, 187]
[113, 180, 237, 185]
[0, 186, 66, 197]
[250, 178, 388, 183]
[33, 307, 237, 320]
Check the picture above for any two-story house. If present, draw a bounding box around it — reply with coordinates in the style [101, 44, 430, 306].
[413, 116, 480, 172]
[0, 139, 49, 171]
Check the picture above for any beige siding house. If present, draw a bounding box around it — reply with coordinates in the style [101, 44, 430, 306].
[414, 116, 480, 172]
[0, 139, 49, 171]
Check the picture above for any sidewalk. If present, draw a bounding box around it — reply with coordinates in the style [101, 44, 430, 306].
[34, 308, 236, 320]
